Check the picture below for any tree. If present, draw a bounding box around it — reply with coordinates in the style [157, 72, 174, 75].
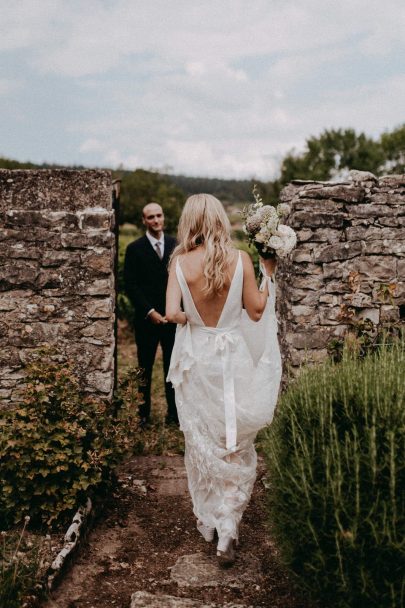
[116, 169, 185, 233]
[279, 128, 386, 183]
[380, 124, 405, 174]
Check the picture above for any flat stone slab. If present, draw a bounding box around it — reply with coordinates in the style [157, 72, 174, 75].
[130, 591, 246, 607]
[170, 552, 262, 589]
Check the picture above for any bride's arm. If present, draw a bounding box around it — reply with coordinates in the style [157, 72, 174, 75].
[241, 251, 270, 322]
[166, 262, 187, 325]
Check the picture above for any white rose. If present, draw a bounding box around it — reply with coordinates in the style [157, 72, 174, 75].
[277, 224, 295, 238]
[268, 235, 284, 250]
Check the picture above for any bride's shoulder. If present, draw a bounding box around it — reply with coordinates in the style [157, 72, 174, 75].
[239, 249, 253, 264]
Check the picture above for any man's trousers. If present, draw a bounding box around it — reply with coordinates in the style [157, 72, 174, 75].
[134, 319, 177, 422]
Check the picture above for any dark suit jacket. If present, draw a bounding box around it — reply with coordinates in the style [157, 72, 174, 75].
[124, 234, 176, 323]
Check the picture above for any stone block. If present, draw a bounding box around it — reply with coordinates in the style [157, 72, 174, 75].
[398, 259, 405, 279]
[298, 184, 365, 203]
[319, 294, 340, 305]
[286, 327, 342, 349]
[378, 216, 405, 227]
[324, 280, 351, 294]
[296, 228, 313, 242]
[1, 243, 41, 260]
[358, 308, 380, 324]
[380, 305, 400, 323]
[0, 348, 20, 367]
[342, 292, 372, 307]
[80, 320, 112, 341]
[291, 245, 314, 263]
[60, 231, 114, 249]
[309, 228, 342, 242]
[291, 304, 317, 324]
[292, 276, 324, 290]
[349, 170, 377, 183]
[294, 263, 323, 276]
[82, 250, 112, 274]
[86, 371, 113, 394]
[1, 263, 39, 289]
[323, 262, 344, 279]
[85, 298, 114, 319]
[293, 199, 344, 211]
[290, 348, 329, 366]
[364, 240, 405, 255]
[314, 241, 363, 263]
[42, 250, 79, 267]
[349, 256, 397, 281]
[346, 226, 405, 241]
[290, 210, 345, 229]
[379, 175, 405, 188]
[319, 306, 346, 325]
[78, 278, 114, 296]
[78, 209, 112, 230]
[346, 203, 400, 218]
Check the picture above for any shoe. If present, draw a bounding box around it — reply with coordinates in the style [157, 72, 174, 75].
[197, 520, 215, 542]
[216, 538, 236, 567]
[165, 415, 179, 427]
[138, 416, 150, 429]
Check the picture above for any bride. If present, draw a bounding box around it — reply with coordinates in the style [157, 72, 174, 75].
[166, 194, 282, 566]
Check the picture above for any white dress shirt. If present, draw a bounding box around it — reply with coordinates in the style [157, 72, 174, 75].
[146, 231, 165, 259]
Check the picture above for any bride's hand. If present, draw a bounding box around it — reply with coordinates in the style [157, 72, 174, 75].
[260, 257, 277, 277]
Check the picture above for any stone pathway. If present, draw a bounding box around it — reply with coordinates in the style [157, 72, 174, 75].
[43, 456, 307, 608]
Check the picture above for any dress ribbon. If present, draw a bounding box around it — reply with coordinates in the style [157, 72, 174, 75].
[201, 327, 238, 451]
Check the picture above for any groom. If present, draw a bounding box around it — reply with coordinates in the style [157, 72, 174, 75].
[124, 202, 178, 426]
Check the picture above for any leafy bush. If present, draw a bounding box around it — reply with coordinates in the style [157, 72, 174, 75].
[0, 354, 140, 529]
[263, 343, 405, 608]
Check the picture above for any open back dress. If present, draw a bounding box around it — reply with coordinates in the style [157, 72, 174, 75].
[167, 251, 282, 544]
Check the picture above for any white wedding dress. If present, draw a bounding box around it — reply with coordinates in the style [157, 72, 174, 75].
[167, 252, 282, 546]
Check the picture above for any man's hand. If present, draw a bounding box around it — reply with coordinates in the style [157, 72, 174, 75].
[148, 310, 168, 325]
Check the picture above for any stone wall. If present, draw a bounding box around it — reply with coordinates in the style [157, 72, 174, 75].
[0, 169, 116, 404]
[276, 171, 405, 367]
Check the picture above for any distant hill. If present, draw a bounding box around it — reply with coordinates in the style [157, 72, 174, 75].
[163, 174, 255, 204]
[0, 157, 259, 205]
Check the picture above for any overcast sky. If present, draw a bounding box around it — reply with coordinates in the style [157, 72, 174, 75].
[1, 0, 404, 179]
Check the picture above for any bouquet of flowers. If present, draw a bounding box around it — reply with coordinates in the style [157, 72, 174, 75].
[241, 186, 297, 259]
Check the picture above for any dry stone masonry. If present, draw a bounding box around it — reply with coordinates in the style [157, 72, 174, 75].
[276, 170, 405, 368]
[0, 169, 116, 404]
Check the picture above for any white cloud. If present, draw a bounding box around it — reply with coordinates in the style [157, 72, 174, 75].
[0, 78, 22, 96]
[1, 0, 405, 178]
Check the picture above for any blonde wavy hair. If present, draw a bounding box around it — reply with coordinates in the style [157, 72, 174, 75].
[171, 194, 235, 296]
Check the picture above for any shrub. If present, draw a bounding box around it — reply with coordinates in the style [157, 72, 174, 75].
[263, 343, 405, 608]
[0, 354, 140, 529]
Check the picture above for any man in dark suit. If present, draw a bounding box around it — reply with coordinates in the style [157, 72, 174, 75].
[124, 202, 178, 426]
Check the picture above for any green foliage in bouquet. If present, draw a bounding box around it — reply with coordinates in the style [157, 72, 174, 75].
[263, 343, 405, 608]
[0, 354, 140, 529]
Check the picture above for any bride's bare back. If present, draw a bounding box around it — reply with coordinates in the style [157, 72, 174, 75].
[178, 247, 239, 328]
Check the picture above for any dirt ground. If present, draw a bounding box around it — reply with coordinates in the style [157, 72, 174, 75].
[43, 455, 309, 608]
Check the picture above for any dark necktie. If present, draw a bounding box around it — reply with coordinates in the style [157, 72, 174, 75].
[155, 241, 162, 260]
